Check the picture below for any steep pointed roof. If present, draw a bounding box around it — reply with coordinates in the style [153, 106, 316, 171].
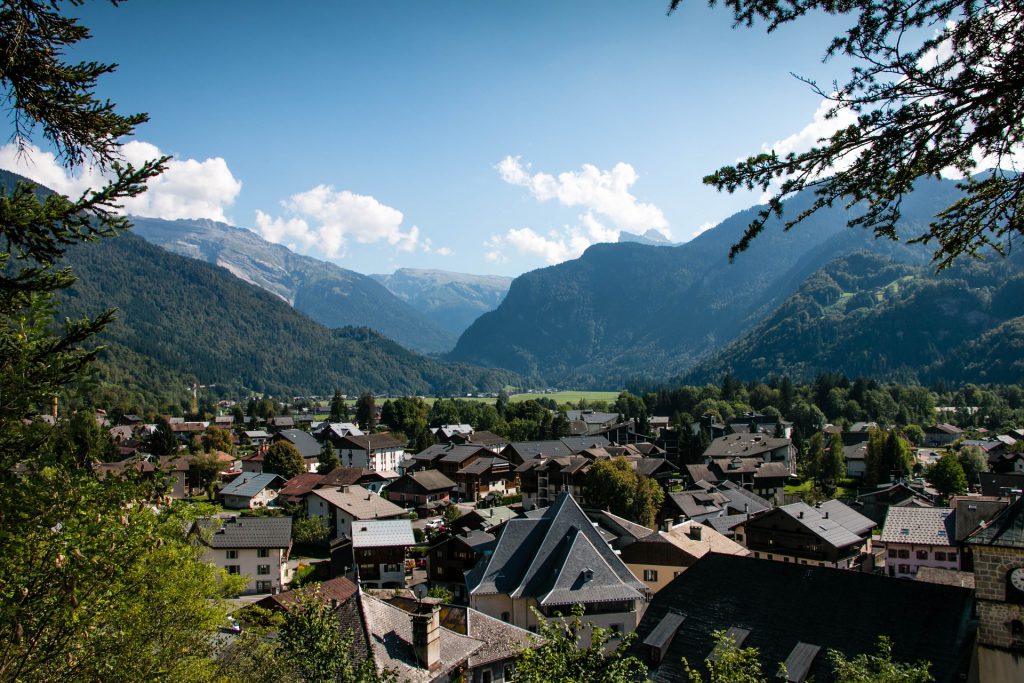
[967, 496, 1024, 548]
[468, 491, 645, 604]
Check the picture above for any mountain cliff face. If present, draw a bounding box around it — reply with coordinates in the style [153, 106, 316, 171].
[448, 179, 969, 386]
[371, 268, 512, 337]
[129, 216, 456, 353]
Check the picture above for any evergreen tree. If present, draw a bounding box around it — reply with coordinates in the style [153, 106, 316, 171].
[147, 416, 179, 456]
[318, 439, 340, 473]
[328, 389, 347, 423]
[355, 392, 376, 431]
[826, 431, 847, 485]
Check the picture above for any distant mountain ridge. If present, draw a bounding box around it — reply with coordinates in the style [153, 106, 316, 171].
[371, 268, 512, 337]
[448, 178, 988, 386]
[617, 229, 676, 246]
[0, 169, 518, 403]
[129, 216, 456, 353]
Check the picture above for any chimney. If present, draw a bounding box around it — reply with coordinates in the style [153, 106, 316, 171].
[340, 485, 350, 494]
[689, 525, 702, 541]
[798, 511, 804, 519]
[412, 598, 442, 671]
[823, 511, 829, 519]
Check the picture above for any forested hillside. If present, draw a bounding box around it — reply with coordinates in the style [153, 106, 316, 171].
[685, 250, 1024, 384]
[450, 179, 963, 386]
[55, 229, 517, 407]
[129, 215, 456, 352]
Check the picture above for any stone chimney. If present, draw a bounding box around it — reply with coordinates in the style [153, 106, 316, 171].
[689, 525, 702, 541]
[412, 598, 441, 671]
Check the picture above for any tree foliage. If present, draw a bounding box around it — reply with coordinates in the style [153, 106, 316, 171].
[512, 604, 648, 683]
[263, 441, 305, 480]
[684, 630, 769, 683]
[673, 0, 1024, 270]
[317, 439, 340, 473]
[586, 457, 664, 528]
[926, 451, 968, 501]
[827, 636, 932, 683]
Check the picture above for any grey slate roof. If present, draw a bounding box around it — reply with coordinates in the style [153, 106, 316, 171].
[220, 472, 283, 499]
[966, 495, 1024, 548]
[879, 507, 956, 546]
[560, 435, 612, 451]
[467, 492, 645, 605]
[275, 428, 321, 458]
[631, 554, 975, 683]
[196, 516, 291, 549]
[352, 519, 416, 548]
[773, 502, 865, 549]
[704, 434, 790, 458]
[816, 499, 875, 537]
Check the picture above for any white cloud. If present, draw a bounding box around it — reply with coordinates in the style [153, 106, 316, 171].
[491, 156, 670, 265]
[254, 185, 434, 258]
[690, 221, 715, 239]
[0, 141, 242, 222]
[497, 156, 668, 233]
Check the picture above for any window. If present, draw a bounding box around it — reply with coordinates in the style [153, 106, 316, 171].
[767, 554, 774, 560]
[226, 550, 238, 560]
[226, 565, 240, 575]
[257, 565, 270, 575]
[501, 612, 511, 623]
[754, 552, 760, 558]
[257, 548, 269, 558]
[643, 569, 658, 582]
[948, 552, 957, 562]
[897, 549, 910, 559]
[888, 549, 898, 558]
[256, 581, 271, 592]
[898, 564, 911, 574]
[916, 550, 929, 560]
[935, 551, 946, 561]
[735, 534, 744, 543]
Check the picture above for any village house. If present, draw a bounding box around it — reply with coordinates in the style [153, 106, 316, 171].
[455, 455, 517, 503]
[467, 491, 648, 643]
[307, 484, 408, 540]
[334, 432, 406, 473]
[331, 518, 415, 589]
[734, 500, 875, 570]
[386, 470, 457, 514]
[703, 433, 795, 471]
[517, 455, 591, 510]
[428, 529, 496, 601]
[879, 506, 959, 578]
[219, 472, 283, 509]
[194, 516, 291, 594]
[272, 428, 322, 472]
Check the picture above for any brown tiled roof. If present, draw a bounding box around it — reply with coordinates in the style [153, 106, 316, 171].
[278, 472, 325, 497]
[257, 576, 358, 611]
[337, 432, 406, 450]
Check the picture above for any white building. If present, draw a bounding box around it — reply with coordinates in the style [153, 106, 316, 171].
[194, 516, 291, 594]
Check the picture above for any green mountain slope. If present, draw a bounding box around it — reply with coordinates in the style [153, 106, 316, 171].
[684, 250, 1024, 383]
[370, 268, 512, 337]
[129, 216, 456, 353]
[449, 179, 961, 386]
[56, 229, 517, 400]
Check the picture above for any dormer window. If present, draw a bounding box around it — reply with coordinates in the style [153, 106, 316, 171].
[582, 568, 594, 582]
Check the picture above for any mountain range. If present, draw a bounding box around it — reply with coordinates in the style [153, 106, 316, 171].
[448, 178, 1024, 386]
[1, 170, 518, 407]
[129, 216, 457, 353]
[370, 269, 512, 337]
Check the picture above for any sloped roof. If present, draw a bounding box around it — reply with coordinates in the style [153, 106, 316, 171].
[467, 492, 645, 605]
[275, 428, 321, 458]
[631, 554, 975, 683]
[406, 469, 457, 492]
[277, 472, 324, 498]
[767, 502, 864, 549]
[258, 576, 357, 611]
[704, 434, 790, 458]
[319, 466, 376, 488]
[337, 432, 406, 451]
[966, 495, 1024, 548]
[880, 507, 956, 546]
[310, 485, 407, 521]
[816, 499, 875, 537]
[457, 456, 511, 476]
[352, 519, 416, 548]
[220, 472, 282, 499]
[360, 594, 482, 683]
[195, 516, 291, 549]
[538, 529, 644, 606]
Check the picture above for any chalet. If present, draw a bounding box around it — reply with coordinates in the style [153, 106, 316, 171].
[734, 500, 874, 570]
[433, 424, 473, 440]
[157, 455, 201, 499]
[242, 430, 271, 446]
[925, 423, 964, 446]
[659, 480, 772, 526]
[314, 421, 364, 446]
[266, 415, 295, 431]
[455, 456, 517, 503]
[334, 432, 406, 473]
[467, 492, 648, 643]
[500, 436, 610, 466]
[219, 472, 283, 509]
[275, 472, 324, 506]
[619, 520, 748, 594]
[318, 465, 393, 494]
[428, 529, 496, 600]
[194, 516, 291, 594]
[445, 429, 509, 452]
[630, 554, 975, 682]
[517, 455, 590, 510]
[852, 482, 934, 526]
[434, 444, 493, 483]
[386, 470, 457, 512]
[331, 518, 415, 589]
[703, 433, 794, 470]
[255, 576, 357, 614]
[685, 458, 791, 504]
[448, 505, 518, 535]
[307, 484, 407, 540]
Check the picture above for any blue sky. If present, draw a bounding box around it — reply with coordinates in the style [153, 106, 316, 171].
[1, 1, 857, 276]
